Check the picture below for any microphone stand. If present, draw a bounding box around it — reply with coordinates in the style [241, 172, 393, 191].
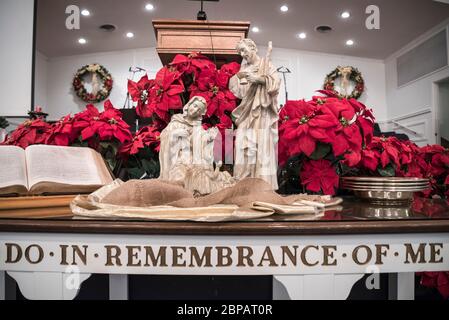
[277, 66, 291, 103]
[123, 66, 146, 109]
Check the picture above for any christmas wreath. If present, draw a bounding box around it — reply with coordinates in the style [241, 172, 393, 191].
[323, 66, 364, 100]
[72, 64, 113, 103]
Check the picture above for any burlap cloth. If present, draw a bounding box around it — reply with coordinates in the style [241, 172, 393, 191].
[70, 178, 342, 222]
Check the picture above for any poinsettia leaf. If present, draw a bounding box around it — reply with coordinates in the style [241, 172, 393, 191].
[127, 167, 146, 180]
[105, 157, 117, 172]
[141, 158, 160, 178]
[377, 164, 395, 177]
[309, 143, 331, 160]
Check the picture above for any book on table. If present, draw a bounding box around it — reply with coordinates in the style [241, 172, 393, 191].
[0, 145, 114, 196]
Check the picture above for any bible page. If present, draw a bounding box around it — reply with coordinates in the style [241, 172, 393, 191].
[26, 145, 104, 188]
[0, 146, 28, 189]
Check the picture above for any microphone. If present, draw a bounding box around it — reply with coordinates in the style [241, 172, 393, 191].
[129, 66, 146, 73]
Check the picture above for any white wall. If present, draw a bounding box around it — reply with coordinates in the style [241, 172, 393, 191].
[385, 20, 449, 146]
[45, 48, 163, 120]
[438, 80, 449, 142]
[0, 0, 35, 117]
[34, 51, 48, 109]
[261, 46, 387, 121]
[41, 46, 388, 122]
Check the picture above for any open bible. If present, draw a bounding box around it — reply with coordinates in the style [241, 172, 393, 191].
[0, 145, 114, 196]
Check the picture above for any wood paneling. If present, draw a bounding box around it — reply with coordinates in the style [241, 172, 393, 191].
[152, 19, 250, 66]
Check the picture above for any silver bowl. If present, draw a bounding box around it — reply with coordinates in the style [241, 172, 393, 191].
[352, 190, 415, 205]
[342, 177, 430, 205]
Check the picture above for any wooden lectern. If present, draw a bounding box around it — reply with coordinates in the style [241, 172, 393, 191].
[152, 19, 250, 66]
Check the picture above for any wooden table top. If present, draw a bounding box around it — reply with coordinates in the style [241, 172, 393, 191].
[1, 217, 449, 236]
[0, 197, 448, 236]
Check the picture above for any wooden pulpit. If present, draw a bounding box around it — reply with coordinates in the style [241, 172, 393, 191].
[152, 19, 250, 66]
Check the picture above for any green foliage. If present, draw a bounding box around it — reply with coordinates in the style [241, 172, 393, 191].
[377, 164, 396, 177]
[0, 116, 9, 129]
[309, 143, 331, 160]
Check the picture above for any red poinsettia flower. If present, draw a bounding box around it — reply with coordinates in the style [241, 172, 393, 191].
[300, 159, 339, 195]
[169, 54, 191, 74]
[418, 272, 449, 300]
[72, 103, 101, 132]
[421, 144, 446, 156]
[218, 62, 241, 80]
[360, 148, 380, 171]
[45, 115, 79, 146]
[320, 98, 363, 161]
[279, 100, 338, 159]
[309, 91, 374, 167]
[119, 125, 160, 157]
[188, 52, 216, 76]
[75, 101, 132, 144]
[170, 52, 215, 78]
[348, 98, 375, 145]
[2, 118, 51, 149]
[430, 151, 449, 177]
[372, 136, 401, 168]
[128, 75, 155, 118]
[146, 67, 185, 122]
[189, 66, 238, 119]
[97, 100, 133, 143]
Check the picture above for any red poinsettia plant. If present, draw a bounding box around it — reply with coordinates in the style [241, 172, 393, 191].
[124, 52, 240, 176]
[278, 90, 449, 199]
[2, 100, 133, 172]
[127, 52, 240, 130]
[117, 124, 161, 179]
[357, 137, 449, 198]
[278, 90, 375, 195]
[2, 118, 52, 149]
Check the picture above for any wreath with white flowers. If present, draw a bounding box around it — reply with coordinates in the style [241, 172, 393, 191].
[72, 64, 113, 103]
[323, 66, 365, 100]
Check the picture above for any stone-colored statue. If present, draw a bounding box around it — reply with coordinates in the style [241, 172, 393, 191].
[229, 39, 281, 190]
[337, 66, 353, 97]
[159, 96, 234, 195]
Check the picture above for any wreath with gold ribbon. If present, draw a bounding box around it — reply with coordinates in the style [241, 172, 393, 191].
[323, 66, 364, 100]
[72, 64, 113, 103]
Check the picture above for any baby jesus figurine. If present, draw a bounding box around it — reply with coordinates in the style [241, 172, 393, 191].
[159, 96, 235, 195]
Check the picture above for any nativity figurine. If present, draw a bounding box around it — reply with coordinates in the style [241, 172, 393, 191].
[229, 39, 281, 190]
[158, 96, 235, 195]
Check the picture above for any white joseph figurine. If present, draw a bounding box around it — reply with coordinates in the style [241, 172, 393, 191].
[229, 39, 281, 190]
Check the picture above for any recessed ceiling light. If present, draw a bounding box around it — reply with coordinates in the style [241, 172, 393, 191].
[252, 27, 260, 33]
[126, 32, 135, 38]
[297, 32, 307, 39]
[280, 5, 289, 12]
[346, 39, 355, 46]
[341, 11, 350, 19]
[316, 25, 333, 33]
[78, 38, 87, 44]
[81, 9, 90, 16]
[145, 3, 154, 11]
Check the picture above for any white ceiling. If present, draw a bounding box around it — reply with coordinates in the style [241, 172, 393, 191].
[36, 0, 449, 59]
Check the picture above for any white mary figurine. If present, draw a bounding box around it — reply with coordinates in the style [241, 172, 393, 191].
[159, 96, 234, 195]
[229, 39, 281, 190]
